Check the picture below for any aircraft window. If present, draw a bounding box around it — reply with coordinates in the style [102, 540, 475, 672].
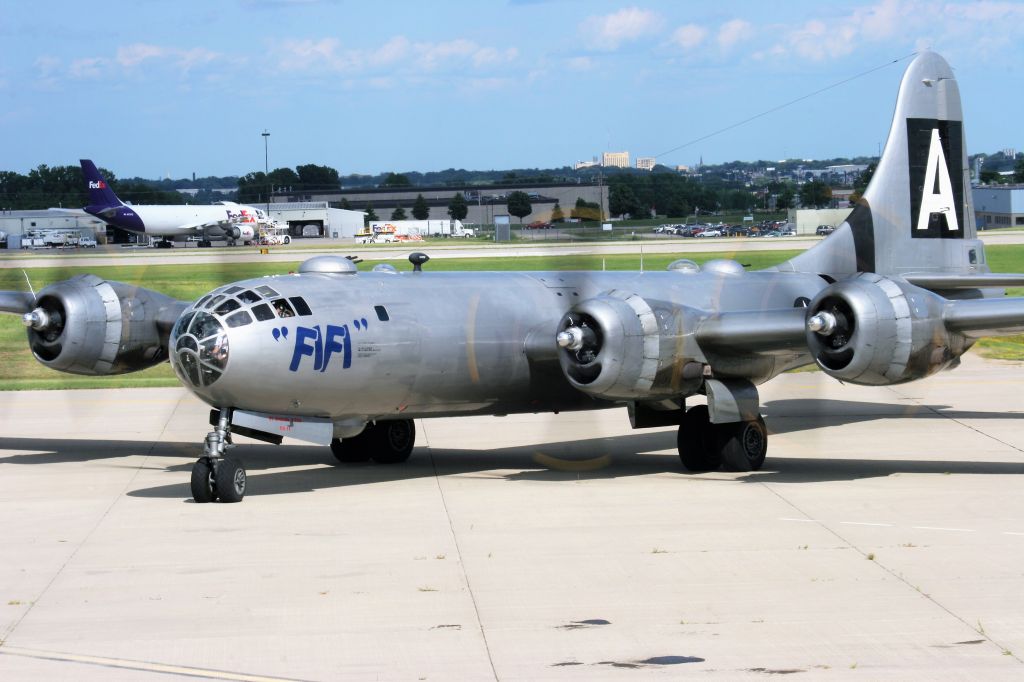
[175, 336, 199, 353]
[173, 311, 196, 339]
[194, 296, 211, 309]
[374, 305, 389, 322]
[224, 286, 243, 294]
[271, 298, 295, 318]
[225, 310, 253, 328]
[252, 303, 275, 321]
[199, 334, 229, 370]
[199, 365, 222, 387]
[178, 352, 201, 386]
[237, 290, 261, 304]
[205, 295, 225, 309]
[289, 297, 312, 316]
[191, 312, 224, 341]
[256, 285, 279, 297]
[214, 299, 241, 315]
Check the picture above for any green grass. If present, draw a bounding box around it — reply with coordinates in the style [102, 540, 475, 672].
[5, 244, 1024, 390]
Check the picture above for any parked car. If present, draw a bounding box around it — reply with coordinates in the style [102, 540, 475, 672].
[526, 220, 550, 229]
[696, 228, 722, 238]
[816, 224, 835, 235]
[78, 237, 97, 248]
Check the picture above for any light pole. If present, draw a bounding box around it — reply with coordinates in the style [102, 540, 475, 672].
[261, 129, 270, 214]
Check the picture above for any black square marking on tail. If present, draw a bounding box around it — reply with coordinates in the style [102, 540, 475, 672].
[907, 118, 964, 239]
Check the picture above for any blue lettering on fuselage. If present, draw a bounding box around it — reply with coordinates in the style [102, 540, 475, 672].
[277, 320, 363, 373]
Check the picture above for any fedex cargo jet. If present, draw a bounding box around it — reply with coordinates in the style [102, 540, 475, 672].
[81, 160, 265, 247]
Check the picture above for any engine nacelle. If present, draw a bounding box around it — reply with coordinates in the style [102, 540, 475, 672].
[805, 273, 967, 386]
[556, 293, 704, 401]
[227, 224, 255, 241]
[23, 275, 184, 375]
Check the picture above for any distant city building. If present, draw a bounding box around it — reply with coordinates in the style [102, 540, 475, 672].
[675, 165, 690, 172]
[636, 157, 656, 171]
[574, 160, 599, 170]
[1002, 148, 1017, 159]
[602, 151, 630, 168]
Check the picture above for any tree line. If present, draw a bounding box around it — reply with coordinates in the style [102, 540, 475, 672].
[0, 164, 188, 210]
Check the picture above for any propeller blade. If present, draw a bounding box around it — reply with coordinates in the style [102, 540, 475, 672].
[0, 291, 35, 314]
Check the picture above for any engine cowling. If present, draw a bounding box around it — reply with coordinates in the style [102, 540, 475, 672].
[805, 273, 967, 386]
[22, 275, 185, 375]
[227, 224, 255, 241]
[556, 293, 704, 400]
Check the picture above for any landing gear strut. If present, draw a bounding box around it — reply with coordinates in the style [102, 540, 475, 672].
[330, 419, 416, 465]
[677, 406, 767, 473]
[191, 408, 247, 503]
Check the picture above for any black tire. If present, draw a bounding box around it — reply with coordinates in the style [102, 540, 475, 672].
[190, 458, 216, 503]
[677, 405, 722, 472]
[718, 416, 768, 472]
[214, 458, 246, 503]
[330, 433, 373, 463]
[370, 420, 416, 464]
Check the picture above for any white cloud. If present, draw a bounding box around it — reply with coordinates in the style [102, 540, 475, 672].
[567, 56, 594, 71]
[117, 43, 166, 68]
[671, 24, 707, 51]
[69, 57, 107, 78]
[717, 19, 753, 50]
[579, 7, 661, 50]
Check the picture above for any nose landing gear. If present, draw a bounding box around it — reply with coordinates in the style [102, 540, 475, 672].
[191, 407, 247, 503]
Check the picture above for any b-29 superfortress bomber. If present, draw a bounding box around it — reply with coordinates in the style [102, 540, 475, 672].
[4, 52, 1024, 503]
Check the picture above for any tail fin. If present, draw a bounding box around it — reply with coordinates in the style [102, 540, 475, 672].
[778, 51, 983, 278]
[80, 159, 123, 208]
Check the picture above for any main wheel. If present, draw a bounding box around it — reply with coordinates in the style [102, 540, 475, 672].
[214, 458, 246, 502]
[677, 405, 722, 472]
[369, 420, 416, 464]
[190, 458, 216, 503]
[718, 416, 768, 472]
[330, 433, 372, 463]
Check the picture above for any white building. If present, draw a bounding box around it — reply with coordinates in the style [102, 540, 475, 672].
[267, 202, 364, 240]
[0, 210, 107, 248]
[636, 157, 656, 171]
[602, 151, 630, 168]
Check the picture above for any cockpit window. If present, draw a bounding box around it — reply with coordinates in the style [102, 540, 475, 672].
[224, 286, 243, 294]
[171, 311, 227, 389]
[194, 295, 211, 309]
[271, 298, 295, 318]
[225, 310, 252, 328]
[238, 289, 261, 304]
[289, 297, 312, 316]
[251, 303, 275, 321]
[256, 285, 279, 297]
[205, 295, 225, 310]
[214, 299, 241, 315]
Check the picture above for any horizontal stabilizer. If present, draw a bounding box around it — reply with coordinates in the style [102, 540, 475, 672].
[944, 298, 1024, 338]
[905, 273, 1024, 290]
[696, 308, 808, 354]
[0, 291, 33, 315]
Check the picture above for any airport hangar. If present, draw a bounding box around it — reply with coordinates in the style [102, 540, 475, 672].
[271, 180, 610, 226]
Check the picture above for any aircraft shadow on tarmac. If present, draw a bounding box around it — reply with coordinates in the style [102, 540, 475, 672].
[1, 399, 1023, 500]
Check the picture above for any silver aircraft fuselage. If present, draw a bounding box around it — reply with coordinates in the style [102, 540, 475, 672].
[168, 266, 827, 422]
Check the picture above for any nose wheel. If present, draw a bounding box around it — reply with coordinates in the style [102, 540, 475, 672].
[191, 408, 247, 503]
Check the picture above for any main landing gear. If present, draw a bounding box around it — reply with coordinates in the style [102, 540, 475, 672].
[191, 408, 247, 503]
[330, 420, 416, 465]
[677, 405, 767, 473]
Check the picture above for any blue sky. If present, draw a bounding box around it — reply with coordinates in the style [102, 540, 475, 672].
[3, 0, 1022, 179]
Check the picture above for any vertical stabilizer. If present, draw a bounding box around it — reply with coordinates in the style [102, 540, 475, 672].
[778, 52, 983, 277]
[80, 159, 124, 208]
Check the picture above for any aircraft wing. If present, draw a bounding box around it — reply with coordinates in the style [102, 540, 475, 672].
[944, 297, 1024, 338]
[904, 273, 1024, 290]
[695, 308, 808, 355]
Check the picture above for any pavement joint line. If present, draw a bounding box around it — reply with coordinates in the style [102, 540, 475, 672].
[420, 420, 499, 682]
[840, 521, 893, 527]
[0, 646, 310, 682]
[883, 384, 1024, 456]
[760, 482, 1024, 665]
[0, 392, 188, 647]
